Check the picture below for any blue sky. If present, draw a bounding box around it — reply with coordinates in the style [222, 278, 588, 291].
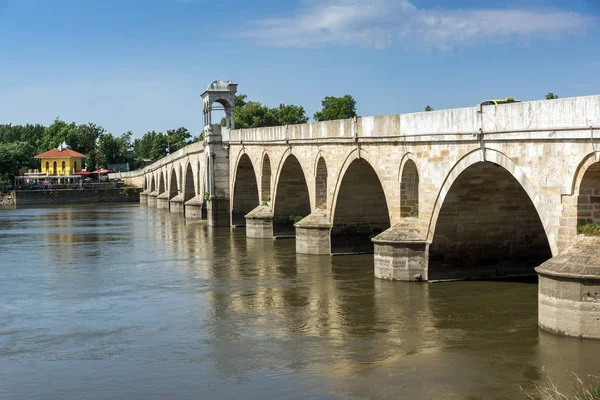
[1, 0, 599, 138]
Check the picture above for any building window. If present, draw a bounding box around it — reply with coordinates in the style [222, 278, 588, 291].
[62, 161, 66, 174]
[74, 161, 77, 172]
[45, 162, 49, 172]
[53, 161, 57, 174]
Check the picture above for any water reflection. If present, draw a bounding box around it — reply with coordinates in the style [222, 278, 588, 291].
[1, 205, 599, 400]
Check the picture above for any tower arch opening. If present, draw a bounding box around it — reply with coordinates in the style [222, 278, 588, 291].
[273, 155, 310, 237]
[400, 160, 419, 217]
[261, 154, 271, 203]
[315, 157, 328, 209]
[429, 162, 551, 281]
[332, 158, 390, 254]
[232, 154, 259, 226]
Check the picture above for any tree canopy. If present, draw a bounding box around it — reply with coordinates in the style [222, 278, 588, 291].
[0, 142, 35, 182]
[0, 120, 200, 183]
[546, 92, 559, 100]
[425, 105, 434, 112]
[225, 94, 309, 129]
[313, 95, 357, 122]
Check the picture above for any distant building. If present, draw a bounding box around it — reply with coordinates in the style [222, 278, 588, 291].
[35, 141, 86, 177]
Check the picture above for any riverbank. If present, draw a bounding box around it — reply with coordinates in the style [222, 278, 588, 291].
[10, 187, 141, 205]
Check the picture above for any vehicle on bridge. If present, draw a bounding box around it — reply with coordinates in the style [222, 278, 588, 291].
[480, 97, 520, 106]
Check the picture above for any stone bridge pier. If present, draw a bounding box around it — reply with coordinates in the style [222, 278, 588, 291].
[111, 82, 600, 339]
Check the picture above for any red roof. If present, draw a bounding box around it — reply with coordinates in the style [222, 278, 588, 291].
[34, 148, 86, 159]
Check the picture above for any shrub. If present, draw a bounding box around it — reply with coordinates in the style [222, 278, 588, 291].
[577, 220, 600, 236]
[288, 215, 304, 224]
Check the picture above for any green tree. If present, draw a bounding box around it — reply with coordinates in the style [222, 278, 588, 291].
[546, 92, 559, 100]
[234, 101, 274, 129]
[269, 104, 309, 125]
[0, 142, 35, 182]
[165, 127, 192, 154]
[97, 132, 133, 168]
[150, 133, 168, 161]
[425, 105, 434, 111]
[313, 95, 357, 122]
[223, 94, 308, 129]
[234, 94, 248, 108]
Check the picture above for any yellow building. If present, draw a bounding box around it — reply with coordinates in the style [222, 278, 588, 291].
[35, 141, 86, 177]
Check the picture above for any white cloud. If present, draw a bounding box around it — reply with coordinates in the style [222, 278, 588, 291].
[239, 0, 596, 50]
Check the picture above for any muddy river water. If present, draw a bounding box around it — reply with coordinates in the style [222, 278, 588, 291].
[1, 205, 599, 399]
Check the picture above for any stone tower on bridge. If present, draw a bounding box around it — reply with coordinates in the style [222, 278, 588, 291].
[202, 80, 238, 226]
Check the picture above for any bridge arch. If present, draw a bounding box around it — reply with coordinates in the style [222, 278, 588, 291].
[183, 161, 195, 202]
[169, 167, 178, 198]
[315, 155, 328, 210]
[571, 152, 600, 195]
[399, 155, 419, 218]
[428, 148, 552, 280]
[197, 157, 203, 196]
[158, 171, 165, 194]
[150, 175, 155, 192]
[231, 152, 259, 226]
[261, 152, 272, 203]
[272, 151, 311, 236]
[330, 149, 391, 254]
[178, 164, 183, 192]
[572, 152, 600, 228]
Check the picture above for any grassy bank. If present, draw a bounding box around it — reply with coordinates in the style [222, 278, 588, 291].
[523, 372, 600, 399]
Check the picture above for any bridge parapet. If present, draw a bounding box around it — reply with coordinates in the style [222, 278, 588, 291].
[109, 140, 205, 183]
[229, 95, 600, 143]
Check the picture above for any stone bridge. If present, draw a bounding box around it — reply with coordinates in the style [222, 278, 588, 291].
[112, 82, 600, 338]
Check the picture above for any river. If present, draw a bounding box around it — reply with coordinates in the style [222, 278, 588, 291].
[1, 204, 599, 399]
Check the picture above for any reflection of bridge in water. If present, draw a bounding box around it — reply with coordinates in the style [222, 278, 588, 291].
[111, 81, 600, 339]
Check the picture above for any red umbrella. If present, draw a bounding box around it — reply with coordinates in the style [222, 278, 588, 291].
[74, 171, 93, 175]
[92, 168, 110, 174]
